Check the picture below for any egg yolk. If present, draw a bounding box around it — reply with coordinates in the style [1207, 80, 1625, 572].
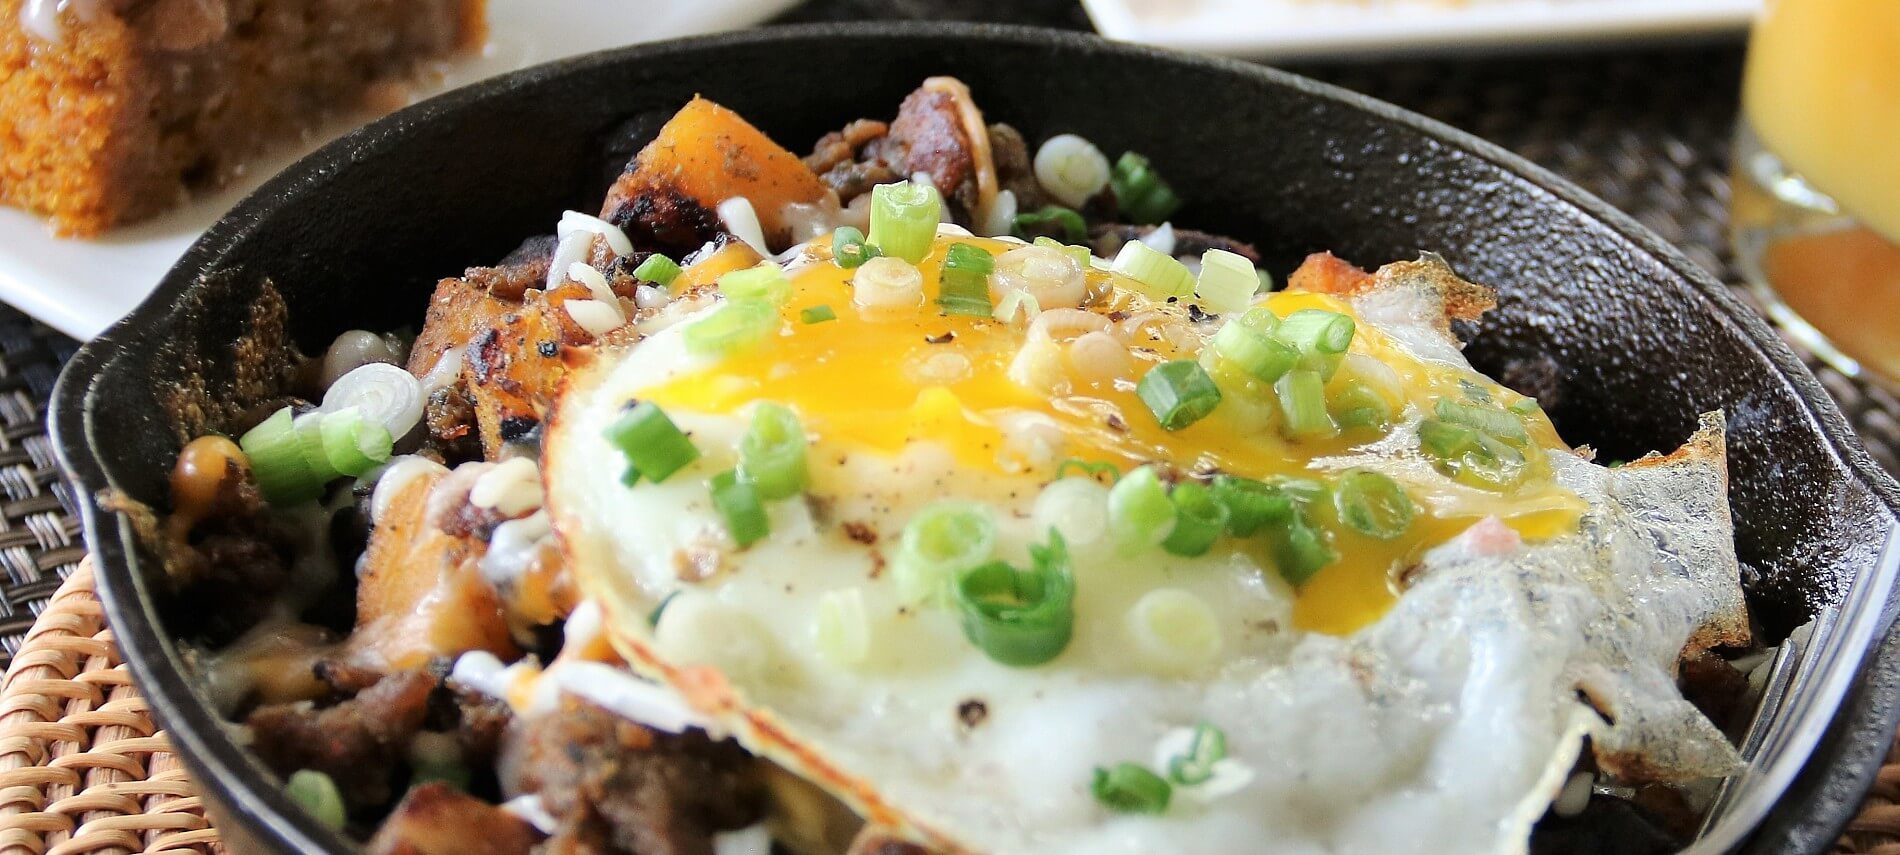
[641, 234, 1583, 634]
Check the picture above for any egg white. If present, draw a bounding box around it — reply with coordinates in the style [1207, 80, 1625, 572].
[544, 265, 1746, 854]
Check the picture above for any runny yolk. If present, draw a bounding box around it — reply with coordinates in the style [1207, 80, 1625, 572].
[641, 234, 1584, 634]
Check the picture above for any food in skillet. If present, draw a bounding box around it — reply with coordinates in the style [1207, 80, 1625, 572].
[152, 78, 1758, 854]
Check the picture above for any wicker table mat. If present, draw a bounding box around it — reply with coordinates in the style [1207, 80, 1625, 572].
[5, 6, 1900, 852]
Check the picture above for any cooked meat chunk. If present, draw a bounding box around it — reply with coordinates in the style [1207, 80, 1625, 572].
[464, 244, 555, 302]
[162, 463, 300, 646]
[501, 698, 764, 855]
[247, 669, 439, 811]
[986, 122, 1050, 214]
[1088, 223, 1263, 264]
[366, 783, 541, 855]
[804, 119, 889, 176]
[879, 87, 979, 218]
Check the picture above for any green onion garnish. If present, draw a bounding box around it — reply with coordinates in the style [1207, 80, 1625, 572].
[894, 501, 997, 604]
[1211, 475, 1295, 537]
[238, 407, 322, 505]
[1055, 458, 1122, 482]
[317, 407, 393, 478]
[291, 412, 341, 484]
[952, 531, 1075, 667]
[868, 182, 942, 264]
[718, 261, 791, 305]
[1109, 465, 1176, 550]
[1137, 361, 1222, 431]
[831, 226, 879, 269]
[684, 297, 779, 359]
[1268, 511, 1336, 585]
[1333, 469, 1416, 540]
[648, 591, 679, 627]
[1012, 205, 1088, 244]
[632, 253, 681, 288]
[1434, 398, 1529, 445]
[1330, 381, 1393, 431]
[1509, 397, 1542, 416]
[1111, 240, 1195, 301]
[1417, 417, 1482, 459]
[1194, 249, 1258, 315]
[799, 304, 837, 324]
[1033, 235, 1092, 269]
[606, 401, 699, 484]
[286, 769, 346, 829]
[738, 402, 808, 501]
[937, 243, 995, 318]
[1160, 481, 1228, 557]
[1210, 316, 1298, 384]
[1092, 762, 1172, 814]
[709, 469, 768, 548]
[1274, 369, 1335, 439]
[1275, 308, 1356, 372]
[1167, 723, 1229, 786]
[1109, 151, 1183, 225]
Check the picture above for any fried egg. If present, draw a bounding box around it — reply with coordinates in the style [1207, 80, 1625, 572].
[543, 236, 1747, 853]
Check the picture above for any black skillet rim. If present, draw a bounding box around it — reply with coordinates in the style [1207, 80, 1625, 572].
[47, 20, 1900, 854]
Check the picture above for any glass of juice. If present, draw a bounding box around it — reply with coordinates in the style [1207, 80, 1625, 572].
[1731, 0, 1900, 383]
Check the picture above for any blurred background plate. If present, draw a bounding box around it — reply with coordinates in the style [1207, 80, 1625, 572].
[1082, 0, 1758, 59]
[0, 0, 796, 341]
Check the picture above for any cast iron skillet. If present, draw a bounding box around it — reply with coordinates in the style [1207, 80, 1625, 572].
[47, 22, 1900, 854]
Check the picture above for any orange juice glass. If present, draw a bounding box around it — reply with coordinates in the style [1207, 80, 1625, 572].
[1732, 0, 1900, 382]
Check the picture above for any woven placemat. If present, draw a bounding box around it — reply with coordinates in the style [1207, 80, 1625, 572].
[1, 5, 1898, 851]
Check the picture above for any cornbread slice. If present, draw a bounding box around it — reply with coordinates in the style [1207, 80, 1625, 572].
[0, 0, 485, 236]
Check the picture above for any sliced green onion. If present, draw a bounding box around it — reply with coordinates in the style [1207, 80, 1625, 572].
[1211, 476, 1295, 537]
[952, 531, 1074, 667]
[1444, 432, 1530, 491]
[1137, 361, 1223, 431]
[1056, 458, 1122, 482]
[1256, 268, 1275, 294]
[1160, 481, 1228, 557]
[1195, 249, 1258, 315]
[1167, 723, 1228, 786]
[1109, 465, 1176, 550]
[993, 289, 1040, 324]
[894, 502, 997, 604]
[606, 401, 699, 484]
[1112, 240, 1194, 301]
[799, 304, 837, 324]
[1434, 398, 1529, 446]
[1333, 469, 1416, 540]
[291, 412, 341, 484]
[238, 407, 323, 505]
[318, 407, 393, 478]
[937, 243, 995, 317]
[1110, 152, 1183, 225]
[718, 261, 790, 305]
[831, 226, 879, 269]
[868, 182, 941, 264]
[1509, 397, 1542, 416]
[1211, 318, 1298, 384]
[1275, 369, 1335, 439]
[1126, 588, 1222, 673]
[709, 469, 768, 548]
[1417, 417, 1482, 459]
[1330, 382, 1393, 430]
[1276, 309, 1356, 356]
[648, 591, 679, 627]
[1012, 205, 1087, 244]
[286, 769, 346, 829]
[632, 254, 681, 288]
[684, 297, 779, 359]
[1092, 762, 1172, 814]
[1033, 235, 1092, 269]
[815, 587, 871, 666]
[1268, 512, 1336, 586]
[738, 402, 808, 501]
[1459, 379, 1494, 403]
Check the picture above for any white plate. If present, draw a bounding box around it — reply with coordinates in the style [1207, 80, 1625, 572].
[1081, 0, 1758, 60]
[0, 0, 795, 340]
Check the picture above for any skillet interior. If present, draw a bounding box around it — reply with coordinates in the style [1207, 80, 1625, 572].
[48, 22, 1900, 854]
